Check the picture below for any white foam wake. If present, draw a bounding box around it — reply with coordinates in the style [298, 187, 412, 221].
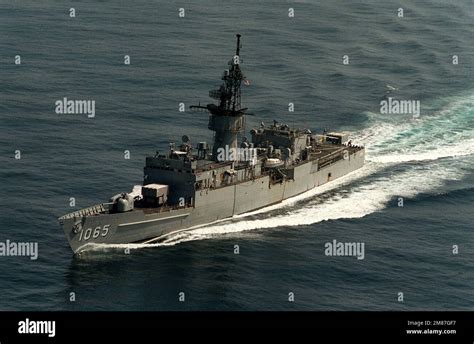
[87, 93, 474, 252]
[368, 138, 474, 164]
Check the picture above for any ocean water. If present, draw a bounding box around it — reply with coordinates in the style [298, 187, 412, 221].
[0, 0, 473, 311]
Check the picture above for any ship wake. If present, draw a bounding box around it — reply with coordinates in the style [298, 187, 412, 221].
[88, 93, 474, 252]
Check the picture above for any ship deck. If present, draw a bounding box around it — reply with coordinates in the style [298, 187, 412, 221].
[310, 143, 362, 159]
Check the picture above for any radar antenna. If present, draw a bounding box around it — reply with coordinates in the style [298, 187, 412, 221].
[191, 34, 247, 117]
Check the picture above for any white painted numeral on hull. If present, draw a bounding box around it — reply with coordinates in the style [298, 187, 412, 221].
[78, 224, 110, 242]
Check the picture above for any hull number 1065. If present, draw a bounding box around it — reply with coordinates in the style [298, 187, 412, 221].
[78, 224, 111, 242]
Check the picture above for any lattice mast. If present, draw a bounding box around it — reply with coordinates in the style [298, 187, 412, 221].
[191, 34, 248, 161]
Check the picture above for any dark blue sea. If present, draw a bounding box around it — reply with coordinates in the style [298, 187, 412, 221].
[0, 0, 473, 311]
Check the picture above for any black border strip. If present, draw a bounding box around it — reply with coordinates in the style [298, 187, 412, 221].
[0, 311, 472, 342]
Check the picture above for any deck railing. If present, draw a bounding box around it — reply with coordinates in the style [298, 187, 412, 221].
[59, 203, 107, 220]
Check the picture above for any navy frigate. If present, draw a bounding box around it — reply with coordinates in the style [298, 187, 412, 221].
[59, 34, 365, 254]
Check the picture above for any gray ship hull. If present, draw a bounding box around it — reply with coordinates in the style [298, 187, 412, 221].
[60, 148, 365, 254]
